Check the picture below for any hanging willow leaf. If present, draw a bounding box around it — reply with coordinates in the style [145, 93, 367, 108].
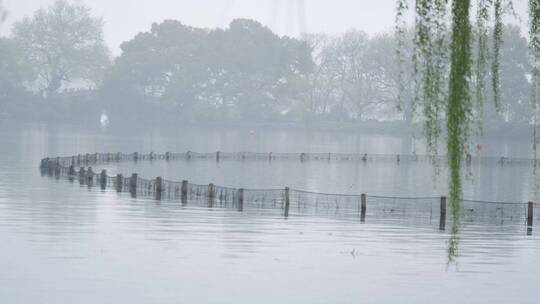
[447, 0, 472, 215]
[395, 0, 409, 112]
[492, 0, 503, 111]
[394, 0, 521, 216]
[474, 0, 491, 130]
[413, 0, 448, 169]
[530, 0, 540, 182]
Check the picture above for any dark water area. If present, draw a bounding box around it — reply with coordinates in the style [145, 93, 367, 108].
[1, 120, 540, 303]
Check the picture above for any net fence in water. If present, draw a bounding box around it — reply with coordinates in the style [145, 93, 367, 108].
[42, 151, 540, 166]
[39, 152, 534, 226]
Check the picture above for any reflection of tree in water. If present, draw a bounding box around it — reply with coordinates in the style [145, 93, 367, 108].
[447, 219, 460, 265]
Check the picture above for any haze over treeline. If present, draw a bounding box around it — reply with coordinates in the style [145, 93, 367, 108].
[0, 0, 532, 132]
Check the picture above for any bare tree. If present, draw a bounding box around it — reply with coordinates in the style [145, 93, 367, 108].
[13, 0, 110, 96]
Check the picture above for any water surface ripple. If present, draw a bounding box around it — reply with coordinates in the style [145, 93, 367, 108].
[0, 122, 539, 303]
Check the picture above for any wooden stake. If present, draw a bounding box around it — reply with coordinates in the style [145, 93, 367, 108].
[361, 194, 367, 222]
[237, 188, 244, 212]
[86, 167, 94, 185]
[68, 164, 74, 175]
[54, 157, 61, 177]
[116, 174, 123, 192]
[284, 187, 290, 217]
[100, 170, 107, 190]
[155, 177, 163, 200]
[129, 173, 138, 197]
[79, 167, 86, 184]
[208, 183, 215, 207]
[181, 180, 188, 204]
[440, 196, 447, 231]
[528, 201, 534, 228]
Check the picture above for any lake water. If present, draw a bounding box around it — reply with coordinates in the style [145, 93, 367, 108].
[1, 120, 540, 303]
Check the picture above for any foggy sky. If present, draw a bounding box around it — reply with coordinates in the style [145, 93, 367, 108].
[2, 0, 529, 55]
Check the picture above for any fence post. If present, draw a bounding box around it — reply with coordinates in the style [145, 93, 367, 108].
[284, 187, 290, 217]
[181, 180, 188, 204]
[116, 174, 123, 192]
[42, 159, 50, 175]
[208, 183, 215, 207]
[155, 177, 163, 200]
[440, 196, 447, 231]
[86, 167, 94, 185]
[48, 159, 55, 175]
[68, 165, 75, 177]
[528, 201, 534, 228]
[361, 194, 367, 222]
[237, 188, 244, 212]
[100, 170, 107, 190]
[129, 173, 138, 197]
[40, 157, 48, 170]
[54, 157, 61, 177]
[79, 167, 86, 184]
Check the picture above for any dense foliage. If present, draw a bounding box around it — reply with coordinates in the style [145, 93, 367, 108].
[103, 19, 312, 123]
[0, 0, 535, 137]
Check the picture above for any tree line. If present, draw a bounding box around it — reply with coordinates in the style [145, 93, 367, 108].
[0, 0, 532, 129]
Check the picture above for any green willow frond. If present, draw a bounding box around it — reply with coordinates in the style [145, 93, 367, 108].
[395, 0, 409, 112]
[474, 0, 491, 133]
[530, 0, 540, 189]
[393, 0, 517, 217]
[492, 0, 503, 111]
[447, 0, 472, 216]
[413, 0, 448, 169]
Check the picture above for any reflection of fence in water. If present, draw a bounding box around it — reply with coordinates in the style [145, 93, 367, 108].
[40, 152, 534, 229]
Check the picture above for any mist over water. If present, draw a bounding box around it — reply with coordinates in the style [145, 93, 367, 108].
[1, 0, 540, 303]
[0, 121, 539, 303]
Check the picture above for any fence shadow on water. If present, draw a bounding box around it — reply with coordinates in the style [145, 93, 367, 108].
[39, 152, 536, 235]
